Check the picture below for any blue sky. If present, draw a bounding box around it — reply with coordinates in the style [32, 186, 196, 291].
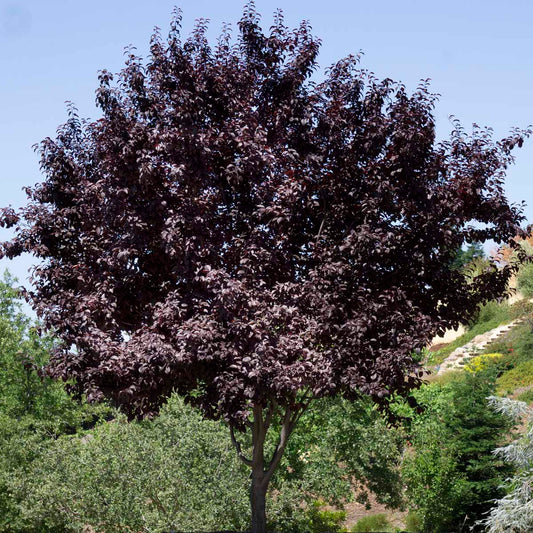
[1, 0, 533, 285]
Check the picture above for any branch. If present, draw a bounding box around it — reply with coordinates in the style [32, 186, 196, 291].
[291, 392, 314, 428]
[315, 216, 326, 246]
[263, 395, 315, 483]
[264, 406, 292, 483]
[147, 489, 168, 515]
[264, 399, 277, 432]
[229, 425, 252, 467]
[315, 197, 327, 246]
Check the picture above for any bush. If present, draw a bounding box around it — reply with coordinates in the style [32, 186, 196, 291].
[11, 397, 252, 533]
[283, 397, 404, 512]
[402, 372, 513, 531]
[0, 272, 112, 531]
[351, 513, 392, 532]
[517, 262, 533, 298]
[509, 298, 533, 320]
[497, 360, 533, 394]
[517, 388, 533, 403]
[465, 353, 503, 373]
[478, 397, 533, 532]
[472, 300, 512, 328]
[2, 393, 403, 532]
[305, 500, 346, 533]
[404, 511, 422, 532]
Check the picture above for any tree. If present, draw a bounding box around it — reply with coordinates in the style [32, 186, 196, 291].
[0, 5, 529, 531]
[402, 372, 513, 531]
[451, 242, 485, 271]
[0, 271, 110, 530]
[9, 396, 401, 532]
[479, 397, 533, 533]
[491, 230, 533, 266]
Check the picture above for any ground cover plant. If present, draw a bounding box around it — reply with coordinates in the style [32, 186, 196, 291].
[351, 513, 393, 532]
[497, 360, 533, 395]
[1, 4, 529, 531]
[471, 315, 533, 396]
[516, 388, 533, 403]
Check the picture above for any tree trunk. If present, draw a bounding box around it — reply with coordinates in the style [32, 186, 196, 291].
[250, 468, 268, 533]
[250, 403, 268, 533]
[230, 402, 304, 533]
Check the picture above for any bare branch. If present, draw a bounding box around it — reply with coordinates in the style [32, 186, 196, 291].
[264, 406, 292, 483]
[147, 489, 168, 515]
[315, 215, 326, 246]
[229, 425, 252, 467]
[291, 394, 313, 428]
[264, 399, 278, 432]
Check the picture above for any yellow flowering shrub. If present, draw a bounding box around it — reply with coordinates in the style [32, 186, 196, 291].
[464, 353, 503, 373]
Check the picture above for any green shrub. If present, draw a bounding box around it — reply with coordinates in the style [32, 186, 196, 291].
[516, 387, 533, 403]
[402, 372, 513, 531]
[11, 397, 252, 533]
[284, 397, 404, 512]
[305, 499, 346, 533]
[517, 262, 533, 298]
[2, 392, 404, 533]
[472, 300, 512, 328]
[509, 298, 533, 320]
[0, 272, 112, 531]
[497, 359, 533, 394]
[404, 511, 422, 532]
[351, 513, 392, 532]
[428, 369, 464, 386]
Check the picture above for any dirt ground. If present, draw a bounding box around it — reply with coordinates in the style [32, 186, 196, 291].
[321, 488, 407, 530]
[343, 492, 408, 529]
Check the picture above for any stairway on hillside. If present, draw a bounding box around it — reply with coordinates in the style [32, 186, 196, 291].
[437, 317, 528, 374]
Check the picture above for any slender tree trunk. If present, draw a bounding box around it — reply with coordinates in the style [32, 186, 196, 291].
[250, 404, 268, 533]
[250, 464, 268, 533]
[230, 401, 310, 533]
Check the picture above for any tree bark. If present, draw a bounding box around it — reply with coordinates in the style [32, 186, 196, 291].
[250, 464, 268, 533]
[230, 401, 310, 533]
[250, 404, 268, 533]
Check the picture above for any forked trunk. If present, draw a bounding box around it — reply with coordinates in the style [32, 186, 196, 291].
[230, 402, 306, 533]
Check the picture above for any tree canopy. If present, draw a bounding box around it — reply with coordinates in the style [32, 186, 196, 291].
[0, 4, 529, 530]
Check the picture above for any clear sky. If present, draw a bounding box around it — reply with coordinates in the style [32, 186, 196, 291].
[1, 0, 533, 286]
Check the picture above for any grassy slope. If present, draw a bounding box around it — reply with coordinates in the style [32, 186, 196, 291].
[428, 301, 517, 366]
[429, 299, 533, 399]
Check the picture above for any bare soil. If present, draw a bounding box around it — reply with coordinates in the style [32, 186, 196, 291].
[343, 492, 407, 529]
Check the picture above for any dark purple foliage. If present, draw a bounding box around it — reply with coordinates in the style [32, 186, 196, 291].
[0, 7, 528, 427]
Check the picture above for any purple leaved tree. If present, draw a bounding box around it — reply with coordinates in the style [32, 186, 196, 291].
[1, 5, 529, 531]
